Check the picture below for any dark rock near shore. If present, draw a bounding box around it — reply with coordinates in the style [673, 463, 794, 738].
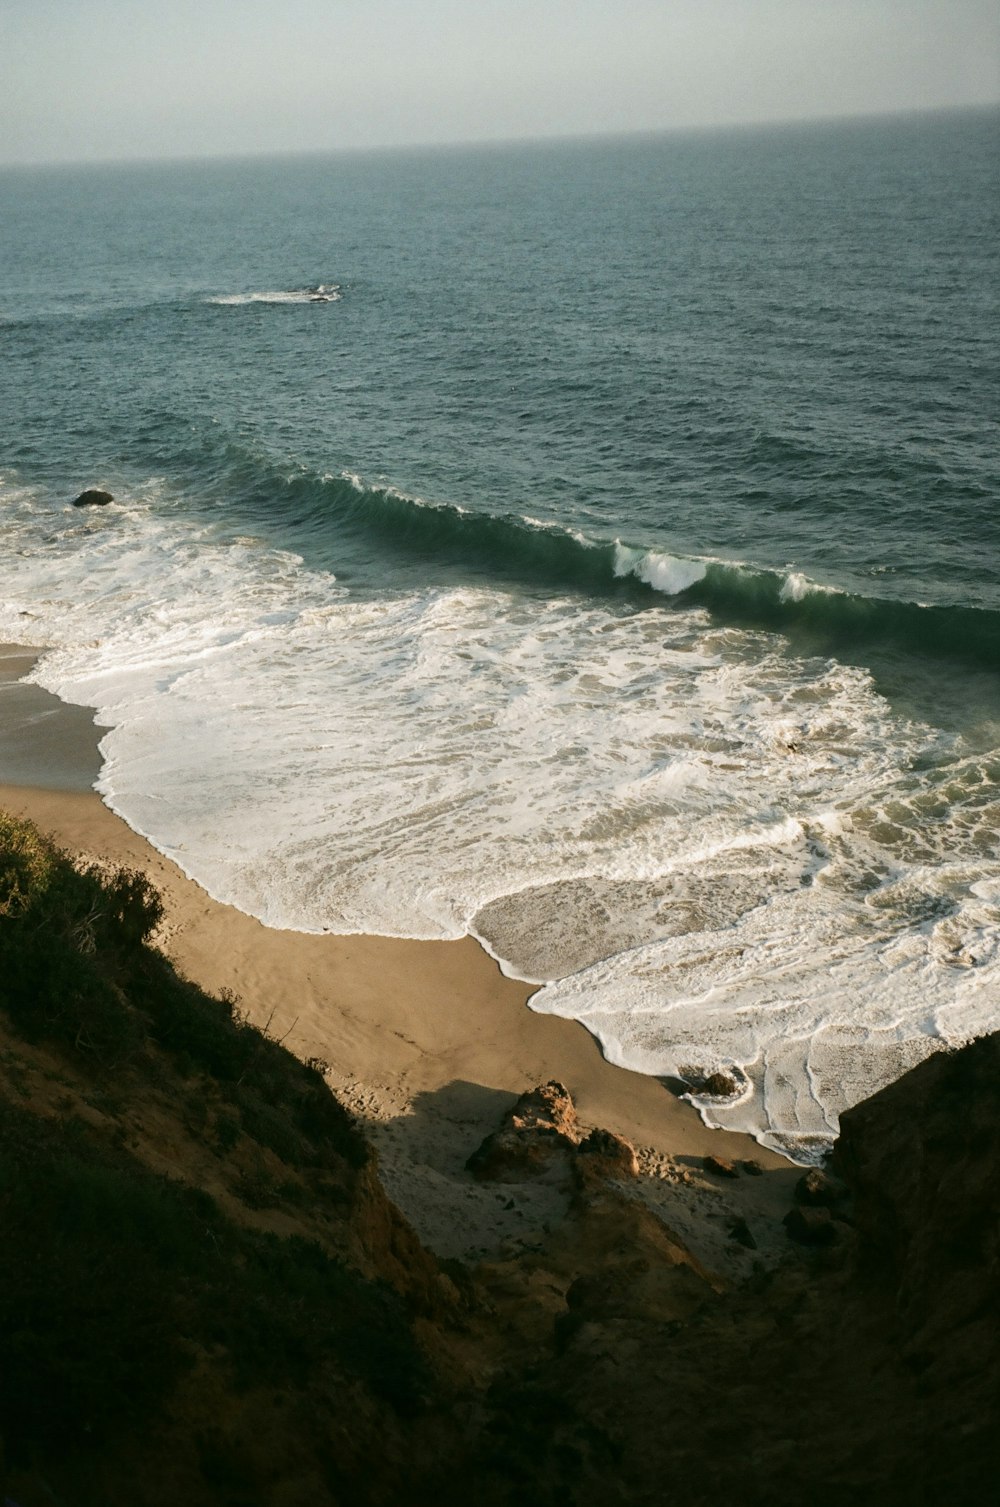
[703, 1153, 739, 1179]
[701, 1070, 742, 1097]
[794, 1168, 843, 1207]
[683, 1066, 743, 1097]
[784, 1205, 838, 1246]
[72, 488, 114, 507]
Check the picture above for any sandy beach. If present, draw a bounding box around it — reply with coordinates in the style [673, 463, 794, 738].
[0, 644, 798, 1272]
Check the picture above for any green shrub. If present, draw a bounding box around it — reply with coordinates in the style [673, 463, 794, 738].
[0, 812, 57, 917]
[0, 818, 150, 1063]
[0, 811, 368, 1160]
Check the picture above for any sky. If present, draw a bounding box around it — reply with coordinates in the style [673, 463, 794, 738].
[1, 0, 997, 166]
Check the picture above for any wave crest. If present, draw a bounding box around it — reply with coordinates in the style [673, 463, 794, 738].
[240, 463, 1000, 671]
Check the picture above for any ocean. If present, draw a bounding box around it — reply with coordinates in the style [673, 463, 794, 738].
[1, 108, 997, 1160]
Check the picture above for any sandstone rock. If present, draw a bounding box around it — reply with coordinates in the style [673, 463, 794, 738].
[684, 1067, 742, 1097]
[783, 1206, 838, 1246]
[466, 1080, 581, 1182]
[575, 1127, 639, 1181]
[703, 1154, 739, 1179]
[72, 488, 114, 507]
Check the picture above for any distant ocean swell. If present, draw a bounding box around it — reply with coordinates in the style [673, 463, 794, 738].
[2, 467, 998, 1161]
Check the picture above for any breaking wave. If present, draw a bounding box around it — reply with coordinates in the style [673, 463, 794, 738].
[218, 459, 1000, 672]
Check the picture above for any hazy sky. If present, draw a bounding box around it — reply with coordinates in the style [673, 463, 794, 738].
[1, 0, 997, 166]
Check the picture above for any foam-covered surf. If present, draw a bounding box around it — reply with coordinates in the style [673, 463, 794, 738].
[1, 471, 997, 1160]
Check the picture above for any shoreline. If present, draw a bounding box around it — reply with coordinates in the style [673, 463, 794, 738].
[0, 644, 798, 1265]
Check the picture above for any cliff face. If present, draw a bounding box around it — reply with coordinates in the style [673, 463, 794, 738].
[1, 813, 997, 1507]
[835, 1032, 999, 1464]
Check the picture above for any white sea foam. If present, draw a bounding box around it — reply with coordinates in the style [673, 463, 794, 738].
[1, 475, 997, 1161]
[207, 285, 342, 306]
[613, 543, 707, 595]
[779, 570, 841, 603]
[531, 849, 1000, 1160]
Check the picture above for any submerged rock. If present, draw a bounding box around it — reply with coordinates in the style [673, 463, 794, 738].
[72, 488, 114, 507]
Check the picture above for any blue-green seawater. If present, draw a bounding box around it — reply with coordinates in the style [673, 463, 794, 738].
[1, 109, 997, 1157]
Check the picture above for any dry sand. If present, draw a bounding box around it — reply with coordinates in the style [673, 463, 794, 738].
[0, 646, 799, 1275]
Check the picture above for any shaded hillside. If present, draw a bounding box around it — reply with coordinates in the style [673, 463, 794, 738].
[0, 812, 996, 1507]
[0, 813, 456, 1505]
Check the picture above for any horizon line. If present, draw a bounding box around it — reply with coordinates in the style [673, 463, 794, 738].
[1, 98, 996, 175]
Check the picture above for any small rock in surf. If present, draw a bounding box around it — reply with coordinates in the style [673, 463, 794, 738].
[72, 488, 114, 508]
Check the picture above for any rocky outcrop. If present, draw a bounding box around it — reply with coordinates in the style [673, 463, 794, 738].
[703, 1152, 740, 1178]
[794, 1167, 842, 1206]
[783, 1204, 839, 1245]
[728, 1215, 757, 1249]
[575, 1126, 639, 1181]
[439, 1036, 1000, 1505]
[465, 1081, 642, 1195]
[465, 1079, 581, 1180]
[72, 488, 114, 507]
